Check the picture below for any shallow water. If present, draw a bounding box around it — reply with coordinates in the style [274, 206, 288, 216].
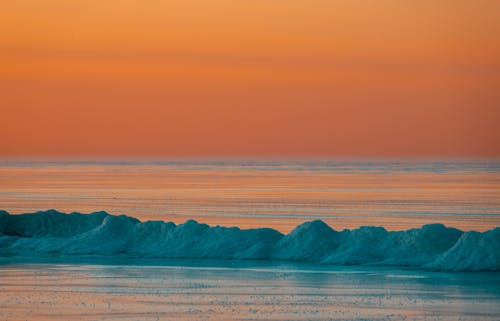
[0, 260, 498, 320]
[1, 161, 499, 232]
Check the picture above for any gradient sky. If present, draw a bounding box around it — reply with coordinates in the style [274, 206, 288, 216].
[1, 0, 499, 158]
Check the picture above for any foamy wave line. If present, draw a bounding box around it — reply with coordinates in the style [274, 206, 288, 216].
[1, 210, 498, 271]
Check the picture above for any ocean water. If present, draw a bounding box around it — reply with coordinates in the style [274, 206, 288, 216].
[1, 160, 499, 232]
[1, 161, 499, 320]
[0, 259, 499, 321]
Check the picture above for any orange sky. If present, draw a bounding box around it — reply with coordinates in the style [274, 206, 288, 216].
[1, 0, 499, 158]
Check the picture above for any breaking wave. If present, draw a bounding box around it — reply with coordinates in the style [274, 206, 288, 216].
[1, 210, 498, 271]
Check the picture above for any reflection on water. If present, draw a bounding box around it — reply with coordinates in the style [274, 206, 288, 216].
[0, 260, 499, 320]
[0, 161, 499, 232]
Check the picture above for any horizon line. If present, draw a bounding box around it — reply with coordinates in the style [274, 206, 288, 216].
[2, 155, 500, 163]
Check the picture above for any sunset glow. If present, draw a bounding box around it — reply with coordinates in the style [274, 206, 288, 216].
[1, 3, 500, 319]
[1, 0, 499, 157]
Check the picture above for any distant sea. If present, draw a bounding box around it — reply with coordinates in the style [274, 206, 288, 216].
[1, 160, 499, 232]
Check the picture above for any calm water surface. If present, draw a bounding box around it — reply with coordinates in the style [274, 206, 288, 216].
[0, 260, 498, 321]
[1, 161, 500, 320]
[1, 161, 499, 232]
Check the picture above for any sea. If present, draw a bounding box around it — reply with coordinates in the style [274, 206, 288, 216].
[1, 160, 499, 232]
[1, 160, 499, 320]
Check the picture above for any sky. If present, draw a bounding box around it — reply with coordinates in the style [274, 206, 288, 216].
[1, 0, 499, 158]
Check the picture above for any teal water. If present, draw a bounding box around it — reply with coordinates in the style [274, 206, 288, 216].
[0, 260, 499, 320]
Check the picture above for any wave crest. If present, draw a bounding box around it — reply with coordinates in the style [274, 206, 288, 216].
[1, 210, 498, 271]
